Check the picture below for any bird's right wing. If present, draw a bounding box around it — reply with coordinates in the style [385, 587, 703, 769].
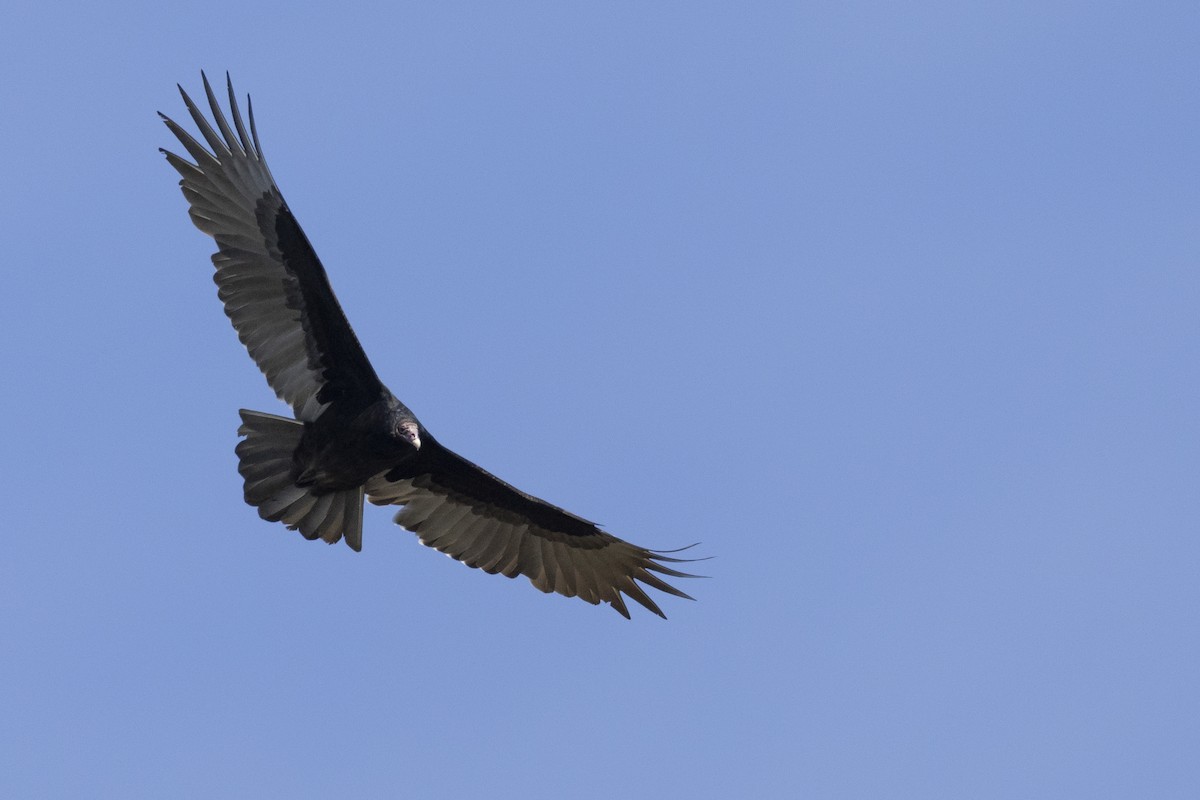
[160, 72, 383, 421]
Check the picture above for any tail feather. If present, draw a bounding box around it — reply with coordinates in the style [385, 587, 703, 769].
[235, 409, 364, 551]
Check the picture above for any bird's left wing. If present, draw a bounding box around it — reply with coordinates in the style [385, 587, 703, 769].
[365, 439, 702, 618]
[160, 72, 383, 421]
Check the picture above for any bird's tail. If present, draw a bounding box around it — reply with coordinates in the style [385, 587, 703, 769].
[235, 409, 364, 551]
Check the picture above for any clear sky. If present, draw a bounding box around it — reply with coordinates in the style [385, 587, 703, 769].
[1, 2, 1197, 797]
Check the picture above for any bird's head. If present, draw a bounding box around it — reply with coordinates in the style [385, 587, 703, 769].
[395, 419, 422, 451]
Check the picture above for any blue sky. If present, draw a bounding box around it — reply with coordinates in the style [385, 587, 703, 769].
[2, 2, 1197, 797]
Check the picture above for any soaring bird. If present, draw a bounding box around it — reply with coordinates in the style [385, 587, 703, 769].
[160, 73, 699, 618]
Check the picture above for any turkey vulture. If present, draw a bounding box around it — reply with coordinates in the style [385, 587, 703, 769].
[160, 73, 700, 618]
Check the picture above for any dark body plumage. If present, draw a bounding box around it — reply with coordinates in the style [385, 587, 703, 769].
[161, 73, 699, 618]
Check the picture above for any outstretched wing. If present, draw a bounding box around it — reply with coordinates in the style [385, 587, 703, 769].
[160, 72, 382, 421]
[365, 439, 702, 618]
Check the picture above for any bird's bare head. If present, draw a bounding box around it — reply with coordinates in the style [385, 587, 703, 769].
[395, 419, 421, 450]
